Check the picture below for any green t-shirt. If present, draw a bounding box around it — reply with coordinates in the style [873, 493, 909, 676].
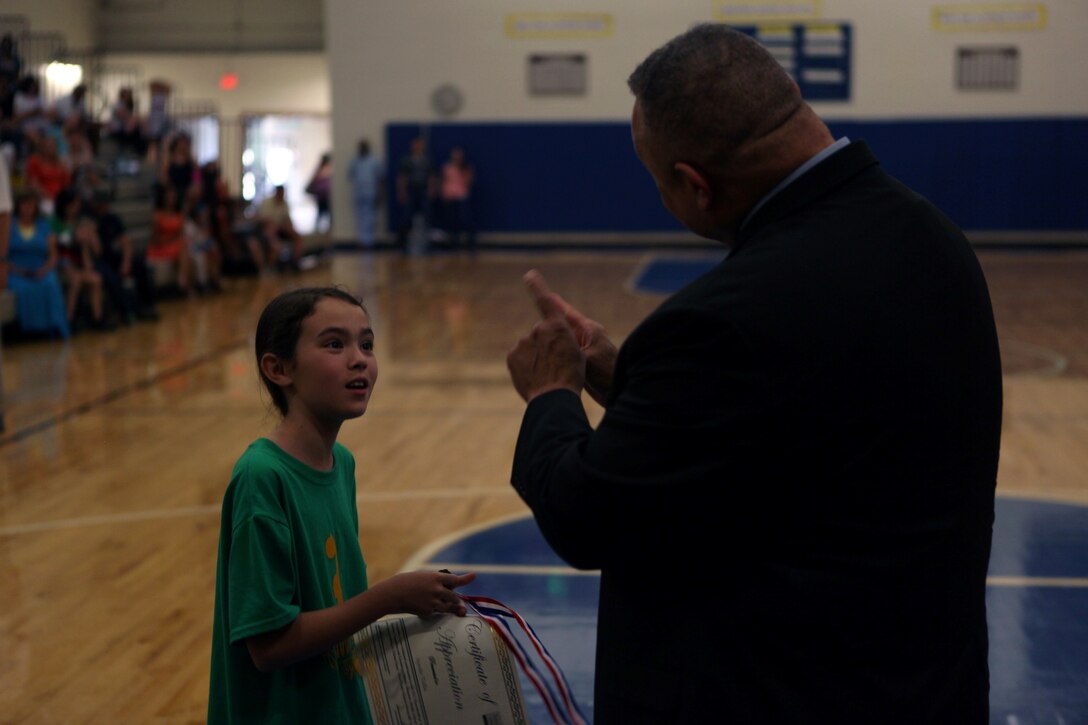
[208, 438, 372, 724]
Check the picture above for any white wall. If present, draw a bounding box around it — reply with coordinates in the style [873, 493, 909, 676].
[848, 2, 1087, 118]
[2, 0, 97, 49]
[99, 52, 329, 117]
[100, 52, 329, 193]
[95, 0, 322, 52]
[325, 0, 1088, 240]
[13, 0, 1088, 240]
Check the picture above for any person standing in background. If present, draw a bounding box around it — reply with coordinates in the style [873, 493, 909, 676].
[306, 152, 334, 235]
[347, 139, 384, 249]
[439, 146, 475, 250]
[394, 136, 434, 251]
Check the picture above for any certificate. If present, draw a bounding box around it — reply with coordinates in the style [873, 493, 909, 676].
[354, 614, 530, 725]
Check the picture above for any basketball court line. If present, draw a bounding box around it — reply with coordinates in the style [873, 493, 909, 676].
[987, 577, 1088, 588]
[0, 486, 519, 537]
[404, 499, 1088, 724]
[6, 493, 1085, 596]
[403, 506, 1088, 587]
[1000, 338, 1069, 377]
[0, 338, 249, 447]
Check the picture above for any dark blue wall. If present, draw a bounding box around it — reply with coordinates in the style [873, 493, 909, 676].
[387, 118, 1087, 235]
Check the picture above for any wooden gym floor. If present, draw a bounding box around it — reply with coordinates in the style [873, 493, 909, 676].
[0, 246, 1086, 723]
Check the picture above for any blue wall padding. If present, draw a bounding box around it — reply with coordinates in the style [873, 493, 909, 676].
[387, 122, 682, 235]
[825, 118, 1085, 232]
[387, 118, 1087, 235]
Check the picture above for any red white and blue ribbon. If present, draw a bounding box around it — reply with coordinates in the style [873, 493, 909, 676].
[461, 594, 589, 725]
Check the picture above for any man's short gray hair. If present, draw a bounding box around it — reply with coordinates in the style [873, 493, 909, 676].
[628, 23, 801, 170]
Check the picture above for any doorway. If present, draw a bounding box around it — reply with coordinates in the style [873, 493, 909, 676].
[241, 114, 331, 235]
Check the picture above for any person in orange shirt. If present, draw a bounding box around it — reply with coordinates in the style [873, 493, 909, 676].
[25, 136, 71, 216]
[439, 146, 475, 250]
[149, 185, 195, 295]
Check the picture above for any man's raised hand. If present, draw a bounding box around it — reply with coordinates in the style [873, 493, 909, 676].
[522, 269, 617, 407]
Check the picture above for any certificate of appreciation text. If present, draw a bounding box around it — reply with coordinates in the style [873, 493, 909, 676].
[354, 614, 530, 725]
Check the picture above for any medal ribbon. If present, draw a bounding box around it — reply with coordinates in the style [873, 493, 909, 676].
[461, 594, 589, 725]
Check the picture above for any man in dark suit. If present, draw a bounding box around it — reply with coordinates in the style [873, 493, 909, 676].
[506, 23, 1002, 724]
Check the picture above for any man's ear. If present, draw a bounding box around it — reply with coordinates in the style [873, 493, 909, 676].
[674, 161, 713, 210]
[260, 352, 293, 387]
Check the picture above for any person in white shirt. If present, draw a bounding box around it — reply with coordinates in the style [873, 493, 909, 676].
[253, 185, 303, 271]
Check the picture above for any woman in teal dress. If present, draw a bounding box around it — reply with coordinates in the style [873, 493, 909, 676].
[4, 188, 70, 339]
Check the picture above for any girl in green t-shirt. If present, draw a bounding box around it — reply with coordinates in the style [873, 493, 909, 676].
[208, 286, 476, 724]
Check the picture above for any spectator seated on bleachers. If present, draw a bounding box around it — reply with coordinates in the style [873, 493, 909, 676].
[25, 135, 71, 216]
[199, 160, 250, 275]
[183, 189, 223, 294]
[90, 189, 160, 321]
[3, 187, 70, 339]
[11, 75, 50, 157]
[148, 185, 195, 295]
[52, 84, 92, 135]
[52, 186, 116, 332]
[107, 86, 147, 159]
[251, 185, 303, 271]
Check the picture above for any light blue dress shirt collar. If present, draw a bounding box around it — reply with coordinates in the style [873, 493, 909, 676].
[738, 136, 851, 235]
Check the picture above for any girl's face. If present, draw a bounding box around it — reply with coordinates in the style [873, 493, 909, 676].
[284, 298, 377, 423]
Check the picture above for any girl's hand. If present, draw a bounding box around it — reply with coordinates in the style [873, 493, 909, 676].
[381, 570, 477, 617]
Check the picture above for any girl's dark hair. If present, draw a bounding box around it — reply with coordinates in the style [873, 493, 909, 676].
[254, 286, 367, 416]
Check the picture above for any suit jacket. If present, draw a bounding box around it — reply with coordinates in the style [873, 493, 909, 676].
[511, 141, 1002, 724]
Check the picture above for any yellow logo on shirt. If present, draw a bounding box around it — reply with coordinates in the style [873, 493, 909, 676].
[324, 534, 365, 679]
